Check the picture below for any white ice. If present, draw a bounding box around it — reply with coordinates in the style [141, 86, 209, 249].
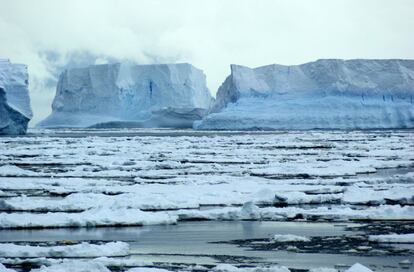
[196, 59, 414, 130]
[0, 130, 413, 228]
[369, 233, 414, 243]
[0, 242, 129, 258]
[272, 234, 310, 242]
[0, 59, 32, 135]
[32, 261, 111, 272]
[2, 261, 373, 272]
[0, 206, 177, 228]
[38, 63, 213, 128]
[344, 263, 373, 272]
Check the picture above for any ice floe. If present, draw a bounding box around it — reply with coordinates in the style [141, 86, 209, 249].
[32, 261, 111, 272]
[0, 263, 15, 272]
[0, 207, 177, 228]
[0, 242, 129, 258]
[344, 263, 373, 272]
[272, 234, 310, 242]
[369, 233, 414, 243]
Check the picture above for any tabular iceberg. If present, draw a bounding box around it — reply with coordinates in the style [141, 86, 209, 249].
[38, 63, 214, 128]
[196, 59, 414, 130]
[0, 59, 32, 135]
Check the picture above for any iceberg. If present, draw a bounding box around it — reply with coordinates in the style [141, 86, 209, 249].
[196, 59, 414, 130]
[0, 59, 32, 135]
[38, 63, 213, 128]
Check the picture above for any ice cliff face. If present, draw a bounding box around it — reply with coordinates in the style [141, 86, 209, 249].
[38, 63, 213, 128]
[0, 59, 32, 135]
[196, 59, 414, 130]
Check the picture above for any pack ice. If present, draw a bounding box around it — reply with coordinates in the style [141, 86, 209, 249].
[38, 63, 213, 128]
[196, 59, 414, 130]
[0, 59, 32, 135]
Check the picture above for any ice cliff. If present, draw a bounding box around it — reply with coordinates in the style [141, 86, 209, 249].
[0, 59, 32, 135]
[196, 59, 414, 130]
[38, 63, 213, 128]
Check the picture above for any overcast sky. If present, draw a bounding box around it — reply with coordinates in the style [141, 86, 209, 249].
[1, 0, 413, 125]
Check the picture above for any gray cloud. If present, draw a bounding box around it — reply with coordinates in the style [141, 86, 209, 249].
[0, 0, 413, 125]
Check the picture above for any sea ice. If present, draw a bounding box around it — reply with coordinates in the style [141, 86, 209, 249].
[272, 234, 310, 242]
[309, 268, 337, 272]
[0, 165, 38, 177]
[368, 233, 414, 243]
[212, 264, 290, 272]
[32, 261, 111, 272]
[344, 263, 373, 272]
[0, 206, 177, 229]
[0, 242, 129, 258]
[0, 130, 413, 228]
[0, 263, 15, 272]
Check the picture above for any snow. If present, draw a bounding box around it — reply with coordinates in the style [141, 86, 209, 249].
[38, 63, 213, 128]
[369, 233, 414, 243]
[0, 242, 129, 257]
[0, 59, 32, 135]
[344, 263, 373, 272]
[272, 234, 310, 242]
[196, 59, 414, 130]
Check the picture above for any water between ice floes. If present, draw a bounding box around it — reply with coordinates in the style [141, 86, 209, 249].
[0, 221, 410, 271]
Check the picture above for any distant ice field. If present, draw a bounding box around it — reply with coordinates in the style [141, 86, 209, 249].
[0, 128, 413, 227]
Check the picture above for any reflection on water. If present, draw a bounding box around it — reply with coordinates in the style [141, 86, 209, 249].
[1, 221, 411, 271]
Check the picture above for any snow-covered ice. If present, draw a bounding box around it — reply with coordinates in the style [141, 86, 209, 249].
[127, 268, 171, 272]
[272, 234, 310, 242]
[0, 129, 412, 271]
[174, 202, 414, 222]
[0, 262, 377, 272]
[0, 242, 129, 258]
[196, 59, 414, 130]
[344, 263, 373, 272]
[309, 268, 337, 272]
[369, 233, 414, 243]
[0, 129, 413, 228]
[38, 63, 213, 128]
[0, 59, 32, 135]
[0, 206, 177, 228]
[212, 264, 290, 272]
[0, 263, 15, 272]
[32, 261, 111, 272]
[3, 261, 375, 272]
